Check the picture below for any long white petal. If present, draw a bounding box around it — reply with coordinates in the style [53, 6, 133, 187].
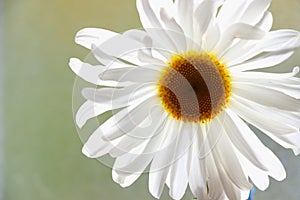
[69, 58, 104, 85]
[229, 50, 294, 72]
[101, 96, 158, 141]
[216, 0, 248, 31]
[208, 115, 252, 190]
[76, 100, 121, 128]
[230, 96, 299, 136]
[168, 122, 194, 200]
[206, 153, 225, 200]
[189, 124, 207, 200]
[224, 110, 268, 171]
[193, 0, 216, 46]
[75, 28, 118, 49]
[148, 118, 178, 199]
[175, 0, 194, 46]
[225, 109, 287, 181]
[159, 8, 187, 52]
[256, 11, 273, 32]
[240, 0, 271, 26]
[238, 154, 270, 191]
[233, 83, 300, 112]
[82, 84, 155, 105]
[109, 108, 167, 158]
[215, 23, 265, 56]
[100, 67, 160, 83]
[228, 29, 300, 66]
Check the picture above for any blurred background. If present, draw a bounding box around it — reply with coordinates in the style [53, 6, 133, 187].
[1, 0, 300, 199]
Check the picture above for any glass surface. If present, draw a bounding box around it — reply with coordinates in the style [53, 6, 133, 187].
[2, 0, 300, 199]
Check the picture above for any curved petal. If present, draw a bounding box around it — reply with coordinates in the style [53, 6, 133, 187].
[240, 0, 271, 26]
[228, 29, 300, 66]
[75, 28, 118, 49]
[215, 23, 265, 56]
[175, 0, 194, 44]
[188, 124, 207, 200]
[168, 122, 194, 200]
[101, 96, 158, 141]
[225, 109, 287, 182]
[108, 108, 167, 158]
[82, 84, 155, 105]
[233, 83, 300, 112]
[229, 50, 294, 72]
[224, 110, 268, 171]
[100, 67, 160, 83]
[76, 100, 123, 128]
[230, 96, 298, 137]
[193, 0, 217, 46]
[148, 118, 178, 199]
[208, 115, 252, 191]
[69, 58, 104, 85]
[160, 8, 187, 52]
[216, 0, 248, 31]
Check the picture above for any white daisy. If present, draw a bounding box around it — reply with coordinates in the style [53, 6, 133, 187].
[69, 0, 300, 199]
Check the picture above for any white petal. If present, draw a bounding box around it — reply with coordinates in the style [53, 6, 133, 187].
[230, 96, 298, 136]
[232, 72, 300, 99]
[96, 34, 145, 63]
[220, 41, 256, 63]
[123, 29, 148, 43]
[175, 0, 194, 45]
[137, 48, 166, 66]
[193, 0, 216, 46]
[69, 58, 103, 85]
[256, 11, 273, 32]
[189, 124, 208, 200]
[112, 118, 172, 188]
[206, 153, 225, 200]
[202, 21, 221, 52]
[75, 28, 118, 49]
[262, 30, 300, 52]
[109, 107, 167, 158]
[225, 109, 287, 181]
[278, 133, 300, 155]
[159, 8, 187, 52]
[233, 83, 300, 112]
[137, 0, 179, 52]
[101, 96, 158, 141]
[168, 122, 194, 200]
[238, 154, 270, 191]
[240, 0, 271, 26]
[100, 67, 160, 83]
[229, 50, 294, 72]
[215, 23, 265, 56]
[136, 0, 174, 29]
[149, 118, 178, 199]
[216, 0, 248, 31]
[82, 84, 155, 106]
[231, 66, 300, 80]
[224, 110, 268, 171]
[212, 154, 242, 200]
[69, 58, 130, 87]
[91, 44, 129, 66]
[208, 116, 252, 190]
[228, 29, 300, 66]
[76, 100, 123, 128]
[112, 152, 153, 187]
[82, 128, 113, 158]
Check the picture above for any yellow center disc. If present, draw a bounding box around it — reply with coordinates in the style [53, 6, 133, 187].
[157, 52, 231, 123]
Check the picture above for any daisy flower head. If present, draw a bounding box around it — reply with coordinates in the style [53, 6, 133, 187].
[70, 0, 300, 199]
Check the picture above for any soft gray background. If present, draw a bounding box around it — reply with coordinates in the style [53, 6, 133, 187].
[2, 0, 300, 199]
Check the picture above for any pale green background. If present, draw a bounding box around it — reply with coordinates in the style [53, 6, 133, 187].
[2, 0, 300, 200]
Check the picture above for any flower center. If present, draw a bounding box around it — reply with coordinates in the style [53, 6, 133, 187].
[157, 52, 231, 123]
